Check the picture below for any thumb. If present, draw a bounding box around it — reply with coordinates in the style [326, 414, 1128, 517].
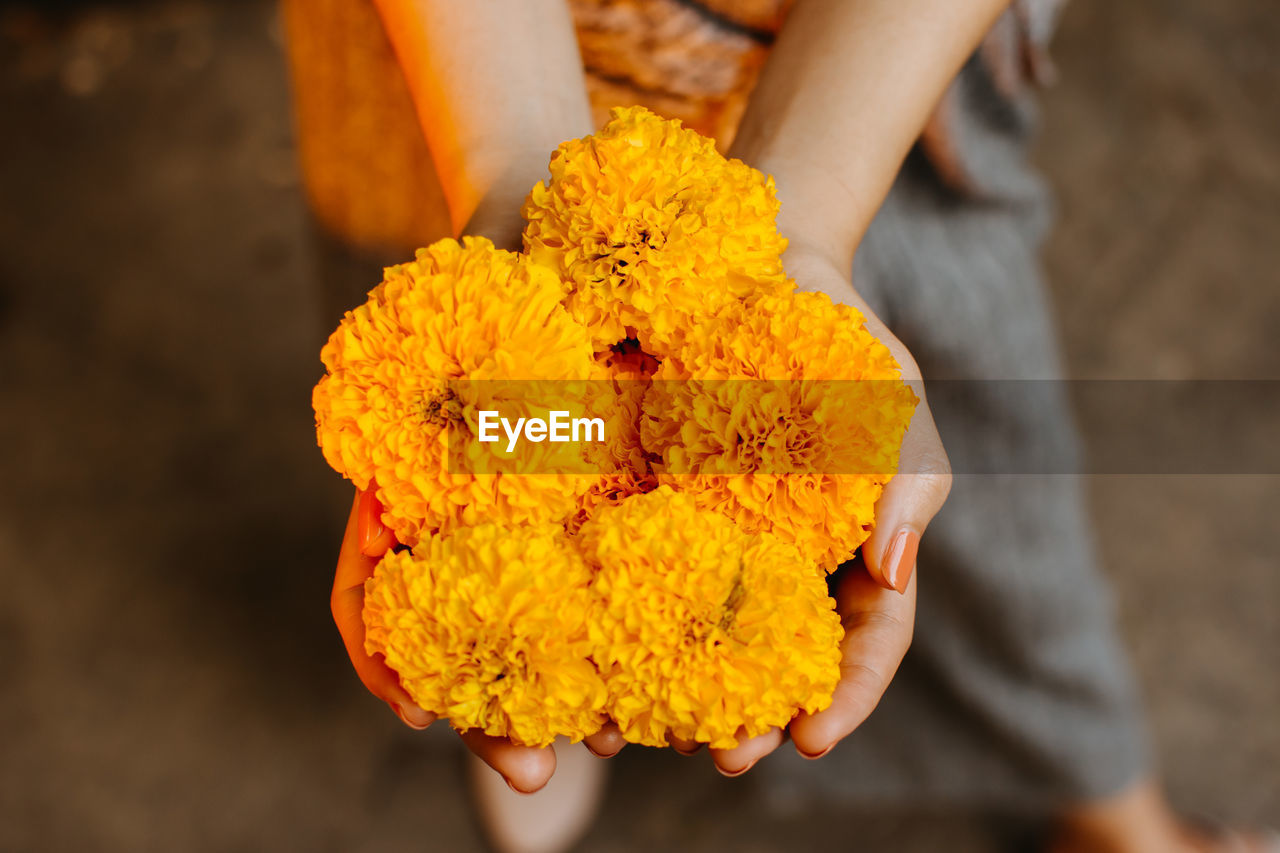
[358, 487, 397, 557]
[333, 489, 434, 729]
[863, 383, 951, 593]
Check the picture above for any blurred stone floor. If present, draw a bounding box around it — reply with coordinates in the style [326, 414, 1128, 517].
[0, 1, 1275, 850]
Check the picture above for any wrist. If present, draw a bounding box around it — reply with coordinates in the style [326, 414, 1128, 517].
[454, 146, 560, 248]
[731, 147, 866, 272]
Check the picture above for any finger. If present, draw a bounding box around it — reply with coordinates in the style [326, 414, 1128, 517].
[863, 389, 951, 593]
[710, 726, 785, 777]
[584, 722, 626, 758]
[333, 491, 434, 729]
[357, 487, 396, 557]
[667, 732, 703, 756]
[790, 567, 915, 758]
[460, 730, 558, 794]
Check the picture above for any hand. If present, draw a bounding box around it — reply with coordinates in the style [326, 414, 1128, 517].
[331, 488, 627, 793]
[701, 242, 952, 775]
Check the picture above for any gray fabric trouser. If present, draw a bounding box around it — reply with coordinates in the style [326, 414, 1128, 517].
[762, 75, 1148, 811]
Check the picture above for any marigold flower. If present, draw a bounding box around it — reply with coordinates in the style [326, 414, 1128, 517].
[568, 341, 661, 533]
[642, 291, 918, 570]
[312, 237, 596, 547]
[522, 106, 791, 354]
[580, 487, 843, 748]
[363, 523, 608, 747]
[587, 340, 659, 470]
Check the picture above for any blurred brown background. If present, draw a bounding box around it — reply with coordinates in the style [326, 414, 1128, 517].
[0, 0, 1276, 850]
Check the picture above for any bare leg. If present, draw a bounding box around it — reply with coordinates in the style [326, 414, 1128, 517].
[1050, 778, 1277, 853]
[468, 739, 608, 853]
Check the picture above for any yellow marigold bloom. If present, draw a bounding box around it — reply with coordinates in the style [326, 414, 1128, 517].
[586, 341, 658, 472]
[363, 523, 608, 747]
[569, 342, 660, 533]
[312, 237, 596, 547]
[581, 487, 843, 749]
[522, 106, 791, 354]
[643, 291, 918, 570]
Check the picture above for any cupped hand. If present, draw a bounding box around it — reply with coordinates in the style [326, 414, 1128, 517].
[332, 235, 948, 782]
[705, 243, 952, 776]
[331, 488, 626, 793]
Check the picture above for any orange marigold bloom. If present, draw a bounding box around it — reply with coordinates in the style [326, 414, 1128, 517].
[568, 341, 661, 533]
[580, 487, 843, 749]
[642, 290, 918, 570]
[522, 106, 791, 354]
[312, 237, 596, 547]
[363, 522, 608, 747]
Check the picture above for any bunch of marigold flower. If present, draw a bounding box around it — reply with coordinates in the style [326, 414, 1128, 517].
[312, 107, 916, 749]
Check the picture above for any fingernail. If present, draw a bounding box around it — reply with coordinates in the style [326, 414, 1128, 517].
[882, 528, 920, 594]
[717, 758, 758, 778]
[667, 734, 701, 755]
[797, 744, 833, 760]
[359, 490, 386, 554]
[390, 702, 430, 730]
[504, 778, 535, 796]
[585, 744, 620, 759]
